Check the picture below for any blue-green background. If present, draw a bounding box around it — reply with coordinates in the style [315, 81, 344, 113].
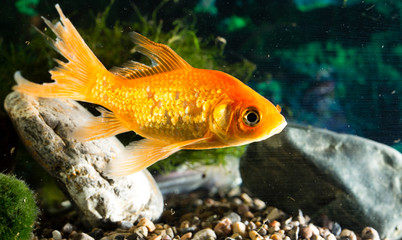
[1, 0, 401, 154]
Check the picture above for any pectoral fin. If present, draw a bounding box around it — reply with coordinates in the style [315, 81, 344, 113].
[72, 107, 131, 141]
[106, 137, 209, 177]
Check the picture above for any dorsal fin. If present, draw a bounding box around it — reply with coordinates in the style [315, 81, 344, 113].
[110, 32, 192, 79]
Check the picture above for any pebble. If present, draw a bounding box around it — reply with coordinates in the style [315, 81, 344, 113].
[52, 230, 62, 240]
[214, 218, 232, 235]
[166, 226, 175, 238]
[149, 235, 162, 240]
[257, 227, 267, 236]
[361, 227, 380, 240]
[126, 233, 145, 240]
[309, 223, 320, 236]
[244, 211, 254, 219]
[180, 226, 197, 234]
[162, 235, 172, 240]
[300, 225, 313, 239]
[237, 204, 249, 215]
[224, 212, 242, 223]
[325, 233, 337, 240]
[138, 218, 156, 232]
[71, 232, 95, 240]
[180, 232, 192, 240]
[232, 221, 247, 237]
[240, 193, 253, 205]
[312, 233, 325, 240]
[61, 223, 74, 234]
[134, 226, 149, 238]
[253, 199, 266, 210]
[271, 233, 283, 240]
[192, 228, 217, 240]
[331, 222, 342, 236]
[268, 220, 281, 233]
[154, 228, 167, 236]
[340, 229, 357, 240]
[249, 230, 263, 240]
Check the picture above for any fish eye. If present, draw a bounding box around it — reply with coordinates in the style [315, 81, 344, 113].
[243, 108, 260, 127]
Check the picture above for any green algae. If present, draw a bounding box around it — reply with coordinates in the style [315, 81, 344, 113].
[0, 174, 38, 240]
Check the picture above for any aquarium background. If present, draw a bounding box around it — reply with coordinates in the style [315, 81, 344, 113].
[0, 0, 401, 159]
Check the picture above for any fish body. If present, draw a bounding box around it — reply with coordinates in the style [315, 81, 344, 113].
[14, 4, 287, 176]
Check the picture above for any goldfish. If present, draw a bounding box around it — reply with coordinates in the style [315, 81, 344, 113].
[14, 4, 287, 176]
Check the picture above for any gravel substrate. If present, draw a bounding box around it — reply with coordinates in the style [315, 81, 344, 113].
[32, 190, 381, 240]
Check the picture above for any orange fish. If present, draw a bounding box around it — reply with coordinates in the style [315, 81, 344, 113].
[14, 4, 287, 176]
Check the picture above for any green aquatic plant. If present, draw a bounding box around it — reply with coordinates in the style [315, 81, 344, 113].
[219, 15, 249, 32]
[194, 0, 218, 15]
[15, 0, 39, 16]
[0, 174, 38, 240]
[149, 146, 246, 173]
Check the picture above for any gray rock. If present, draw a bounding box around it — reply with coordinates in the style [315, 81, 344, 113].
[4, 92, 163, 226]
[241, 124, 402, 240]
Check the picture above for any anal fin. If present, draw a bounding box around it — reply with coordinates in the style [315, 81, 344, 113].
[72, 107, 131, 141]
[106, 137, 209, 177]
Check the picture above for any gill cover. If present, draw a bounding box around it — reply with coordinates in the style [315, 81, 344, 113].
[210, 100, 233, 142]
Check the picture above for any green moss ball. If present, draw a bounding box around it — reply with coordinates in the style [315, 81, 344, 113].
[0, 174, 38, 240]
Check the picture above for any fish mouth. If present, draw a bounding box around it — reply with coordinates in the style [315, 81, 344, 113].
[267, 121, 287, 138]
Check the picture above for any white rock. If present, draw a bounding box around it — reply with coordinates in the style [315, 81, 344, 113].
[4, 92, 163, 226]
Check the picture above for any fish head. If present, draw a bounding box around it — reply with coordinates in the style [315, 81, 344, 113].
[210, 86, 287, 147]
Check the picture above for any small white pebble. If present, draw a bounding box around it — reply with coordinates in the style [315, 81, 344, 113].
[61, 223, 74, 234]
[325, 233, 337, 240]
[192, 228, 217, 240]
[361, 227, 380, 240]
[232, 221, 246, 237]
[240, 193, 253, 205]
[52, 230, 62, 240]
[309, 223, 320, 236]
[340, 229, 357, 240]
[253, 199, 266, 210]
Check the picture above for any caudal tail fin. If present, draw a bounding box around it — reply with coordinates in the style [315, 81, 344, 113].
[13, 4, 107, 101]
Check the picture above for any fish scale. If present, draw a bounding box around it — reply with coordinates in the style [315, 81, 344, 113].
[91, 69, 224, 142]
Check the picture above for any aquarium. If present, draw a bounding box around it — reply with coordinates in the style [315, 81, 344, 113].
[0, 0, 400, 240]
